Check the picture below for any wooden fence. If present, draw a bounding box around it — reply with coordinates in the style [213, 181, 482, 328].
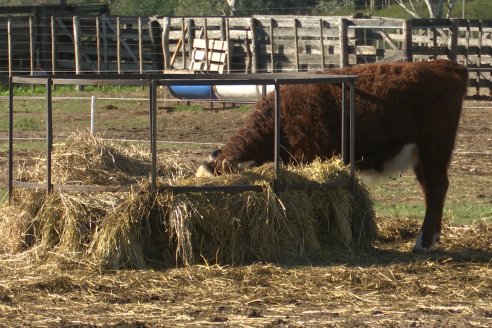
[1, 14, 492, 96]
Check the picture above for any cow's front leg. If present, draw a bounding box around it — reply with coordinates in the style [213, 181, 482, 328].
[413, 162, 449, 251]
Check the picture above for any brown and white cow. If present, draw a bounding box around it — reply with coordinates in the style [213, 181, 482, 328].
[197, 60, 468, 252]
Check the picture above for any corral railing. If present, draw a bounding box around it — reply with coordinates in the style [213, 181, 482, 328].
[8, 73, 357, 200]
[2, 14, 492, 96]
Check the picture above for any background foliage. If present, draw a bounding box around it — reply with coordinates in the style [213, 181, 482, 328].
[0, 0, 491, 19]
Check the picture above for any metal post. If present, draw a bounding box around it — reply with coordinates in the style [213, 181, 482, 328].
[8, 77, 14, 203]
[90, 95, 96, 134]
[349, 80, 356, 192]
[46, 78, 53, 194]
[150, 80, 157, 191]
[274, 81, 281, 188]
[341, 82, 348, 163]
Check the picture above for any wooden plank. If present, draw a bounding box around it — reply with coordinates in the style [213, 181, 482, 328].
[412, 46, 449, 55]
[402, 20, 413, 62]
[138, 17, 143, 73]
[57, 17, 96, 71]
[29, 17, 34, 74]
[73, 16, 81, 74]
[270, 18, 275, 72]
[51, 16, 56, 74]
[378, 31, 400, 51]
[319, 18, 325, 69]
[104, 16, 139, 65]
[294, 18, 299, 71]
[339, 18, 348, 67]
[7, 18, 11, 77]
[96, 16, 101, 73]
[117, 17, 121, 73]
[162, 17, 170, 71]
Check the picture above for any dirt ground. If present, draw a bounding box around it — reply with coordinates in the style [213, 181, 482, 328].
[0, 98, 491, 327]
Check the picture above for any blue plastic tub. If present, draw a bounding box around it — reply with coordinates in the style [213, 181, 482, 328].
[168, 85, 217, 100]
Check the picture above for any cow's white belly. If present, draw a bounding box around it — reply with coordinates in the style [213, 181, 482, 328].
[360, 143, 419, 183]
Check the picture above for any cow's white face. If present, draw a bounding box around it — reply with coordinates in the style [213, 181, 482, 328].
[196, 163, 215, 177]
[195, 149, 257, 177]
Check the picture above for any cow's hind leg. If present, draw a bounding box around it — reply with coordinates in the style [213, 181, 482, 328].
[412, 155, 450, 251]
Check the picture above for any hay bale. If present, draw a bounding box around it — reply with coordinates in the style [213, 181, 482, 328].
[165, 158, 376, 265]
[1, 132, 376, 269]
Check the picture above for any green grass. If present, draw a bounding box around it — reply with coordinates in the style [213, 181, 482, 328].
[368, 173, 492, 226]
[0, 85, 148, 97]
[0, 117, 41, 130]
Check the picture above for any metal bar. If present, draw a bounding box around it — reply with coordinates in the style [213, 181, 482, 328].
[274, 81, 281, 190]
[157, 181, 350, 194]
[349, 80, 356, 192]
[158, 185, 264, 194]
[12, 180, 349, 195]
[341, 82, 347, 163]
[46, 78, 53, 194]
[13, 180, 135, 193]
[8, 77, 14, 203]
[12, 73, 358, 85]
[150, 79, 157, 191]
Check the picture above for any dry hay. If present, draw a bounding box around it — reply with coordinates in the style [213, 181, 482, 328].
[0, 219, 490, 327]
[166, 159, 376, 266]
[0, 132, 376, 269]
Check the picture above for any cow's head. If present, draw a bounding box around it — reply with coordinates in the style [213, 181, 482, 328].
[195, 149, 257, 177]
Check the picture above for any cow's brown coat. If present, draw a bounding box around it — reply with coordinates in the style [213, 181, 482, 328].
[201, 60, 468, 250]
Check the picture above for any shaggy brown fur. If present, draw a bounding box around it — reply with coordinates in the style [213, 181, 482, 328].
[200, 60, 468, 251]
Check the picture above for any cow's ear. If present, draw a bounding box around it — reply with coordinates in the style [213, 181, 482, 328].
[209, 148, 222, 162]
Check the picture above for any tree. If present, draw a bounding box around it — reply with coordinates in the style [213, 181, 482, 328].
[173, 0, 227, 16]
[394, 0, 458, 18]
[109, 0, 176, 16]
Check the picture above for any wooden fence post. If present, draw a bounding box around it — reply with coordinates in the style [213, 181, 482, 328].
[181, 17, 186, 70]
[319, 18, 325, 70]
[51, 15, 56, 74]
[204, 18, 210, 70]
[96, 15, 101, 74]
[221, 17, 232, 73]
[294, 18, 299, 72]
[250, 18, 258, 73]
[101, 14, 109, 72]
[402, 19, 413, 62]
[338, 18, 348, 68]
[449, 19, 459, 62]
[162, 17, 170, 71]
[29, 17, 34, 75]
[73, 16, 83, 90]
[270, 18, 275, 72]
[8, 18, 12, 78]
[117, 17, 121, 74]
[138, 17, 143, 74]
[187, 18, 195, 70]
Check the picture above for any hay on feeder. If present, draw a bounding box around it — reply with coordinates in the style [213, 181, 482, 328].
[1, 132, 376, 269]
[164, 158, 376, 266]
[1, 132, 188, 269]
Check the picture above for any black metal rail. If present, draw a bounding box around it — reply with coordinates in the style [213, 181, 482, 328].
[8, 72, 357, 201]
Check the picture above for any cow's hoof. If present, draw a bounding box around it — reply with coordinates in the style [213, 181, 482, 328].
[412, 231, 440, 252]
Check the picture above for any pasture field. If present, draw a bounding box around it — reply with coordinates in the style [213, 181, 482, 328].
[0, 90, 491, 327]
